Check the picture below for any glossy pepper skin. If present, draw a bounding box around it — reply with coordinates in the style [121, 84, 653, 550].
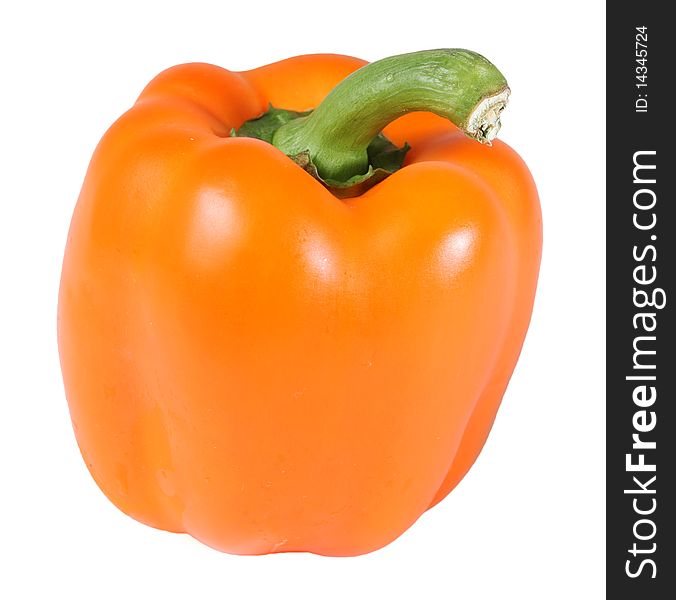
[58, 54, 542, 556]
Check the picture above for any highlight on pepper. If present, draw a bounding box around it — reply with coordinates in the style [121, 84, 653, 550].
[58, 49, 542, 556]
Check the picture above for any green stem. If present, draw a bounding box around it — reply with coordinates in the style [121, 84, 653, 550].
[272, 49, 510, 182]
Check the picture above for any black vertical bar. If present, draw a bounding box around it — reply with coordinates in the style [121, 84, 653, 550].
[607, 4, 674, 596]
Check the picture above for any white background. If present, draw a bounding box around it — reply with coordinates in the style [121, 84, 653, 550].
[0, 1, 605, 598]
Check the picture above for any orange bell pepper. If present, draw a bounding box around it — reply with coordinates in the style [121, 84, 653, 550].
[58, 49, 542, 556]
